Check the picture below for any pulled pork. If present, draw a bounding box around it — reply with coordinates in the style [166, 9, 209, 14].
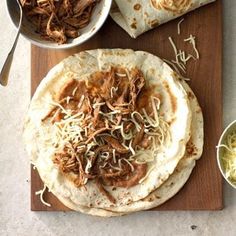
[20, 0, 100, 44]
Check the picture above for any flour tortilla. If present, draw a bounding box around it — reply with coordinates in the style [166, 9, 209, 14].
[56, 159, 196, 217]
[23, 49, 191, 209]
[110, 0, 215, 38]
[51, 80, 203, 216]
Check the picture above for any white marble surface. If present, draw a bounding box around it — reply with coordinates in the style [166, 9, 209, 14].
[0, 1, 236, 236]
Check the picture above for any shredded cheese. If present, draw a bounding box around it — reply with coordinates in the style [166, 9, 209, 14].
[168, 35, 200, 74]
[177, 18, 184, 35]
[110, 87, 118, 98]
[109, 163, 122, 171]
[85, 159, 92, 174]
[72, 86, 78, 96]
[115, 73, 127, 77]
[99, 110, 121, 117]
[168, 37, 178, 57]
[131, 111, 143, 131]
[122, 158, 135, 172]
[77, 95, 85, 109]
[100, 162, 108, 169]
[163, 59, 181, 74]
[112, 149, 117, 163]
[92, 102, 105, 109]
[119, 123, 133, 140]
[100, 152, 110, 160]
[49, 100, 69, 115]
[129, 140, 136, 155]
[184, 34, 199, 59]
[168, 36, 185, 72]
[35, 185, 51, 207]
[142, 109, 157, 128]
[30, 161, 37, 170]
[66, 96, 71, 104]
[133, 150, 154, 164]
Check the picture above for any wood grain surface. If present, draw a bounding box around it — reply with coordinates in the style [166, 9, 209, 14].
[31, 0, 223, 211]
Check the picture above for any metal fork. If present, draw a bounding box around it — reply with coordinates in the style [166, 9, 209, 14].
[0, 0, 23, 86]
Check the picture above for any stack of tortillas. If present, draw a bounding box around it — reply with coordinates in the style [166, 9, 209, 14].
[23, 49, 203, 217]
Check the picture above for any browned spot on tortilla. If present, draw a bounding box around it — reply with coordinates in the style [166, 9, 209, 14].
[131, 21, 137, 29]
[186, 140, 198, 156]
[171, 71, 181, 80]
[167, 117, 176, 125]
[147, 197, 154, 202]
[187, 91, 195, 100]
[196, 107, 202, 114]
[134, 3, 141, 10]
[127, 199, 132, 204]
[154, 194, 161, 199]
[163, 81, 177, 112]
[150, 19, 159, 28]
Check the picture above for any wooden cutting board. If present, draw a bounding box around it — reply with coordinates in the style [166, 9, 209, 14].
[31, 0, 222, 211]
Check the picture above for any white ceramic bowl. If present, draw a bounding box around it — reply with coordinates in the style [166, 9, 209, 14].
[217, 119, 236, 189]
[6, 0, 112, 49]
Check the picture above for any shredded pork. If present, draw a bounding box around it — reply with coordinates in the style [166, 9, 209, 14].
[20, 0, 100, 44]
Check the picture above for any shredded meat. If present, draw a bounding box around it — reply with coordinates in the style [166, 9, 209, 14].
[129, 68, 146, 110]
[85, 127, 110, 144]
[20, 0, 100, 44]
[43, 67, 159, 204]
[96, 178, 116, 204]
[140, 135, 152, 148]
[124, 121, 134, 133]
[104, 136, 129, 154]
[56, 79, 78, 101]
[92, 97, 102, 127]
[53, 146, 88, 187]
[102, 163, 147, 188]
[101, 170, 127, 178]
[132, 126, 144, 147]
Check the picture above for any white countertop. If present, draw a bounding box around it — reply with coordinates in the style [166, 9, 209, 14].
[0, 1, 236, 236]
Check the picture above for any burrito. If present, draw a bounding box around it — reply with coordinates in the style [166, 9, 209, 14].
[110, 0, 216, 38]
